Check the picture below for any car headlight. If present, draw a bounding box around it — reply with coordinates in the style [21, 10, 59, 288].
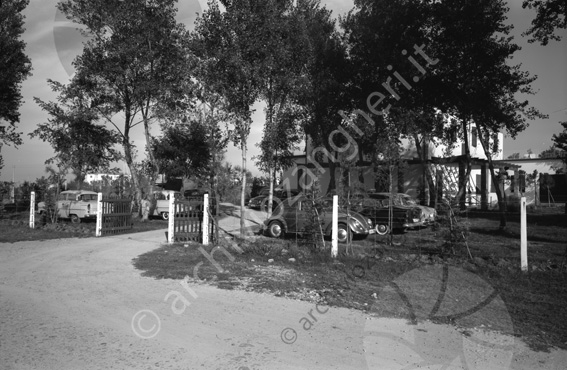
[367, 218, 373, 227]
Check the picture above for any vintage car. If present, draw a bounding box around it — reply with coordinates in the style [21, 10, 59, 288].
[263, 196, 374, 243]
[151, 190, 182, 220]
[396, 193, 437, 226]
[38, 190, 98, 223]
[248, 188, 301, 211]
[355, 196, 422, 235]
[370, 192, 437, 227]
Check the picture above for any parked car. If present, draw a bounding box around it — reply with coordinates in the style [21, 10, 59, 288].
[356, 196, 422, 235]
[263, 196, 374, 243]
[248, 188, 301, 211]
[1, 200, 30, 213]
[38, 190, 98, 223]
[396, 193, 437, 226]
[370, 192, 436, 227]
[151, 190, 182, 220]
[320, 194, 421, 235]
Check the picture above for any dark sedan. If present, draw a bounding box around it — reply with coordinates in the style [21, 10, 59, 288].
[353, 196, 422, 235]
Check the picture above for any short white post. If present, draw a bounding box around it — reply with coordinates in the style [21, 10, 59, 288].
[95, 193, 103, 237]
[331, 195, 338, 258]
[520, 196, 528, 272]
[168, 194, 174, 244]
[29, 191, 35, 228]
[202, 194, 209, 245]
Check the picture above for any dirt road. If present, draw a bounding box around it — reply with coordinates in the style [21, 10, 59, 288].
[1, 229, 565, 369]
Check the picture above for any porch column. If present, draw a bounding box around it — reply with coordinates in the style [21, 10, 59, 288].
[480, 163, 488, 210]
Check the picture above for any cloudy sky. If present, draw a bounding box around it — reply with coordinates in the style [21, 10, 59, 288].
[1, 0, 565, 183]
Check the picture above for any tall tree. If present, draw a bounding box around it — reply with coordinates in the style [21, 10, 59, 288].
[0, 0, 32, 174]
[295, 0, 352, 195]
[343, 0, 544, 228]
[31, 80, 121, 187]
[257, 0, 307, 216]
[57, 0, 195, 214]
[193, 0, 282, 235]
[522, 0, 566, 45]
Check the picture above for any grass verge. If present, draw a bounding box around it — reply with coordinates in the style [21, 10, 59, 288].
[133, 213, 567, 353]
[0, 212, 167, 243]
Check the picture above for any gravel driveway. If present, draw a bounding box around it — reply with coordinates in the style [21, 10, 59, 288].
[1, 229, 565, 369]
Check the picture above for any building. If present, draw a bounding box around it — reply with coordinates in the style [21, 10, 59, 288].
[281, 118, 566, 209]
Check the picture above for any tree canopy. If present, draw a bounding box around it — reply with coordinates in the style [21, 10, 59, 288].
[0, 0, 32, 173]
[31, 80, 121, 185]
[522, 0, 566, 45]
[55, 0, 194, 212]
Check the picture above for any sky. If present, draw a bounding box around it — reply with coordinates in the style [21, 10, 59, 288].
[1, 0, 565, 183]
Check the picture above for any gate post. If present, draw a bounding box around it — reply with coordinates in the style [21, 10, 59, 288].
[96, 193, 103, 237]
[168, 194, 174, 244]
[29, 191, 35, 229]
[203, 194, 209, 245]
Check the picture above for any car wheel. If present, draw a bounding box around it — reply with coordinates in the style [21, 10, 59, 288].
[375, 224, 389, 236]
[161, 212, 169, 221]
[70, 214, 81, 224]
[337, 223, 352, 244]
[267, 221, 284, 238]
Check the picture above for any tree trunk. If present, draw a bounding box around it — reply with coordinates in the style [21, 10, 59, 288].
[476, 125, 507, 229]
[456, 120, 473, 210]
[122, 132, 142, 218]
[267, 167, 274, 218]
[326, 157, 337, 196]
[413, 133, 436, 207]
[240, 140, 247, 237]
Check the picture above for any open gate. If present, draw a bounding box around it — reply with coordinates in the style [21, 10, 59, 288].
[169, 195, 214, 243]
[96, 195, 133, 236]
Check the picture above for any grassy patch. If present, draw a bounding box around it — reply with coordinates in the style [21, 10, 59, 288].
[0, 212, 167, 243]
[133, 212, 567, 352]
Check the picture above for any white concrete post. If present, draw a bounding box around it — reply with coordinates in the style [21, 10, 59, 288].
[520, 196, 528, 272]
[168, 194, 175, 244]
[96, 193, 103, 237]
[203, 193, 209, 245]
[29, 191, 35, 228]
[331, 195, 338, 258]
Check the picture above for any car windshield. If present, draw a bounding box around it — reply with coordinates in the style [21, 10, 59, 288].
[79, 194, 97, 201]
[259, 189, 270, 196]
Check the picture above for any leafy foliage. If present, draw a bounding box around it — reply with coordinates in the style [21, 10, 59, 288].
[31, 80, 121, 184]
[0, 0, 32, 173]
[56, 0, 195, 212]
[151, 122, 210, 179]
[522, 0, 566, 45]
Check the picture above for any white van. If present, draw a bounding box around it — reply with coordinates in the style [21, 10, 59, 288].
[38, 190, 98, 223]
